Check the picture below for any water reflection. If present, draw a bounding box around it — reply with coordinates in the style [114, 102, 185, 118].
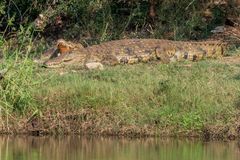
[0, 136, 239, 160]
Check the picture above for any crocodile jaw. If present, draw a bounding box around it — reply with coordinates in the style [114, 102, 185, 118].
[43, 52, 87, 68]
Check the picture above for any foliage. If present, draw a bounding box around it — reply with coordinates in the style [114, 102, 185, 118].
[0, 0, 237, 41]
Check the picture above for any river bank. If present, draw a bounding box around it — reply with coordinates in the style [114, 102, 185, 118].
[1, 58, 240, 140]
[1, 108, 240, 140]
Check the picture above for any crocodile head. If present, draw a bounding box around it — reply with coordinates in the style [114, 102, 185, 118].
[43, 39, 86, 68]
[57, 39, 75, 54]
[43, 52, 87, 68]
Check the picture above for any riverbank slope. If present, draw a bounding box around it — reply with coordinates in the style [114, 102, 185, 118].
[1, 56, 240, 139]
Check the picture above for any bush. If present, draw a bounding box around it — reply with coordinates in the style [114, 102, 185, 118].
[1, 0, 237, 41]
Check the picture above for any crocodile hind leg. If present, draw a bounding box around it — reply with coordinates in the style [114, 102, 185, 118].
[126, 56, 139, 64]
[185, 48, 207, 61]
[155, 47, 171, 64]
[112, 55, 139, 65]
[137, 51, 157, 63]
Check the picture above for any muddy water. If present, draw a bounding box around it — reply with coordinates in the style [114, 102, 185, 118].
[0, 136, 239, 160]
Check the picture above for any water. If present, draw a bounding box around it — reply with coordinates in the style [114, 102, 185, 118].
[0, 136, 239, 160]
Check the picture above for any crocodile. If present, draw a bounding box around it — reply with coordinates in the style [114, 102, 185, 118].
[42, 39, 227, 69]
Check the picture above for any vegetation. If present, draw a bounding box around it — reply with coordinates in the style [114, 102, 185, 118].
[33, 60, 240, 135]
[1, 56, 240, 137]
[1, 0, 239, 41]
[0, 0, 240, 137]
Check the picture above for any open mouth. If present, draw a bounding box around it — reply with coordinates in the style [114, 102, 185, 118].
[42, 53, 73, 68]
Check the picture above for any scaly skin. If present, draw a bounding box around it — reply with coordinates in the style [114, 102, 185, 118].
[43, 39, 227, 68]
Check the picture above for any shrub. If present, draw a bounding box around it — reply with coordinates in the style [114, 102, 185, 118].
[0, 0, 236, 41]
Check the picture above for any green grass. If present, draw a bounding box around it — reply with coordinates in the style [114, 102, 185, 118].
[34, 60, 240, 131]
[0, 0, 239, 136]
[1, 55, 240, 135]
[1, 39, 240, 135]
[0, 57, 40, 113]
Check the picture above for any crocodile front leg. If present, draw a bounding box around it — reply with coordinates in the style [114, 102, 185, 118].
[101, 54, 120, 66]
[186, 48, 207, 61]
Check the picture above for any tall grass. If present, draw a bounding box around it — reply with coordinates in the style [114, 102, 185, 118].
[0, 58, 38, 113]
[0, 26, 42, 114]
